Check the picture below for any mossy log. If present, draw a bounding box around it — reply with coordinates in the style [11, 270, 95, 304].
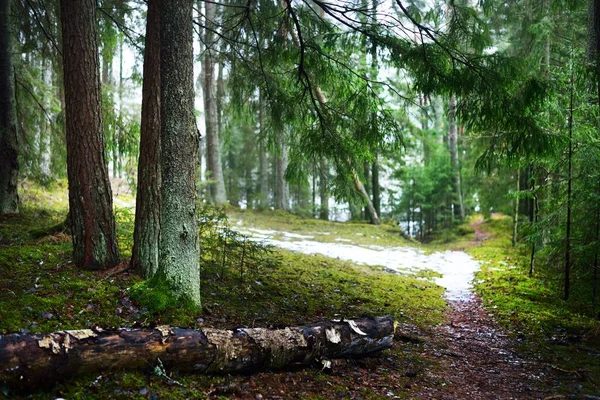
[0, 317, 394, 389]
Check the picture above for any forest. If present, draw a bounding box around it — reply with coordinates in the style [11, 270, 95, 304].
[0, 0, 600, 398]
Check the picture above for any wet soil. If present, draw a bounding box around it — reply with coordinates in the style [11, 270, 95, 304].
[408, 297, 557, 399]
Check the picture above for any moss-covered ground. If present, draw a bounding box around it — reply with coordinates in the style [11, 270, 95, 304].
[0, 184, 444, 399]
[4, 183, 599, 398]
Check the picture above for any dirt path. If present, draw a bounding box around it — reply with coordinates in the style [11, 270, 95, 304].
[408, 298, 556, 399]
[408, 216, 558, 399]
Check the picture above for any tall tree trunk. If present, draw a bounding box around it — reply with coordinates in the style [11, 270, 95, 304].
[60, 0, 119, 269]
[40, 59, 52, 181]
[448, 94, 464, 221]
[159, 0, 201, 306]
[203, 1, 226, 205]
[274, 131, 289, 211]
[116, 36, 124, 179]
[564, 53, 575, 301]
[132, 0, 161, 278]
[512, 169, 519, 248]
[369, 3, 380, 220]
[258, 92, 269, 210]
[0, 0, 18, 214]
[319, 156, 329, 220]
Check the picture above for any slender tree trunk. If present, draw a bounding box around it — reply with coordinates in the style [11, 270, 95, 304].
[593, 198, 599, 311]
[275, 131, 289, 211]
[369, 4, 380, 219]
[0, 0, 18, 214]
[448, 94, 464, 221]
[258, 90, 269, 210]
[363, 162, 371, 221]
[529, 180, 538, 277]
[117, 37, 124, 179]
[353, 170, 379, 225]
[132, 0, 161, 278]
[61, 0, 119, 269]
[513, 169, 519, 248]
[589, 0, 600, 309]
[203, 1, 226, 205]
[40, 59, 52, 180]
[564, 54, 575, 301]
[319, 156, 329, 220]
[159, 0, 201, 306]
[372, 155, 380, 219]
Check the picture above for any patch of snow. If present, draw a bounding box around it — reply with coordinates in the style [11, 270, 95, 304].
[239, 227, 480, 302]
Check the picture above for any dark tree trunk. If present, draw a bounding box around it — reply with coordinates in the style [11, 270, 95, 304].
[0, 317, 394, 389]
[132, 0, 161, 278]
[0, 0, 18, 214]
[159, 0, 201, 306]
[60, 0, 119, 269]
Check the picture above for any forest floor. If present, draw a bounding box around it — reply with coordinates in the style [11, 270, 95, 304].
[1, 182, 599, 399]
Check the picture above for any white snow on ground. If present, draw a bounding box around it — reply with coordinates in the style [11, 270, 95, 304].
[236, 226, 480, 302]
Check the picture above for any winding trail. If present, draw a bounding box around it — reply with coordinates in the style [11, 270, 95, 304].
[237, 218, 559, 399]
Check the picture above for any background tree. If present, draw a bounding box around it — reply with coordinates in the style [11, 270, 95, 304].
[131, 0, 160, 278]
[0, 0, 18, 214]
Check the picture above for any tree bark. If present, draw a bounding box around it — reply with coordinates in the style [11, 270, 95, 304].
[132, 0, 161, 279]
[372, 156, 380, 219]
[352, 170, 380, 225]
[275, 131, 289, 211]
[0, 317, 394, 389]
[60, 0, 119, 269]
[0, 0, 19, 214]
[160, 0, 201, 306]
[564, 53, 575, 301]
[258, 89, 269, 210]
[448, 94, 464, 221]
[203, 1, 227, 205]
[512, 168, 520, 248]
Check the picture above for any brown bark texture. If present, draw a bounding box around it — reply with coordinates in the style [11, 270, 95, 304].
[132, 0, 161, 278]
[0, 317, 394, 389]
[0, 0, 18, 214]
[60, 0, 119, 269]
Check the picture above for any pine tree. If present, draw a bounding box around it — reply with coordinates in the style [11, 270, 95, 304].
[60, 0, 119, 270]
[0, 0, 18, 214]
[159, 1, 201, 306]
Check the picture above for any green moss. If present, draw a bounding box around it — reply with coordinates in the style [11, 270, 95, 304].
[129, 274, 199, 316]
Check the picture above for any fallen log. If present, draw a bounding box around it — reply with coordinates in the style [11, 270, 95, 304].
[0, 316, 394, 389]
